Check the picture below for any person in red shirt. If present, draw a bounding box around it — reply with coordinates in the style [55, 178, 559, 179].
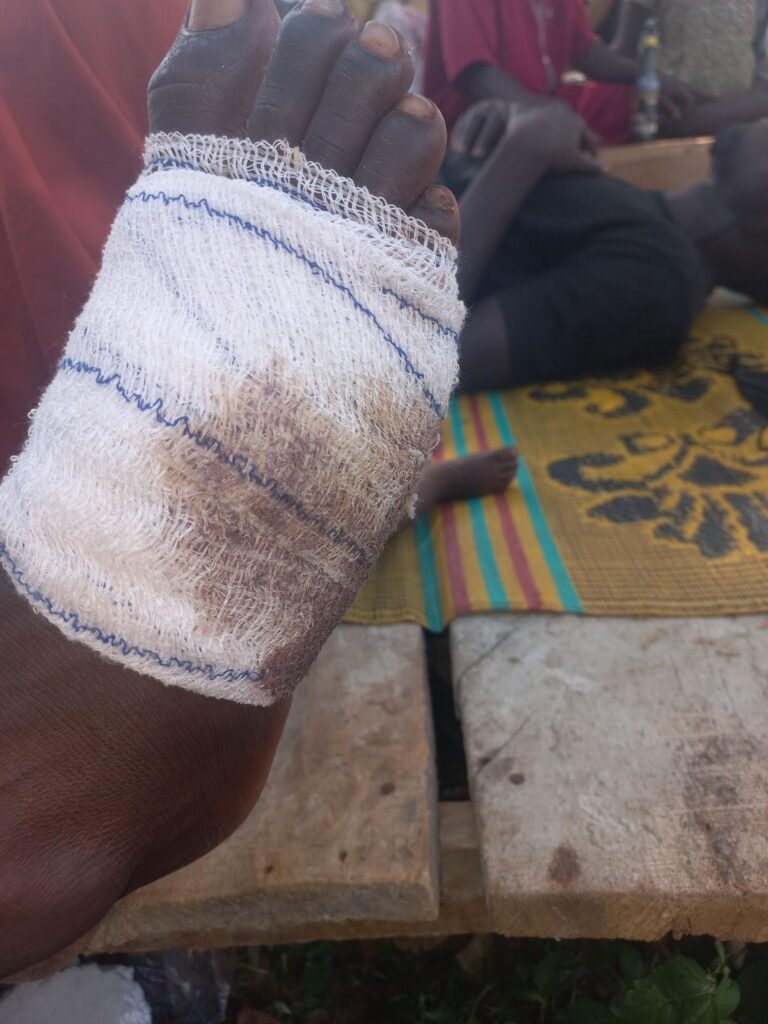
[423, 0, 690, 145]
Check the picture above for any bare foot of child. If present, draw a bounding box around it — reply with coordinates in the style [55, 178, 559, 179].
[414, 448, 519, 517]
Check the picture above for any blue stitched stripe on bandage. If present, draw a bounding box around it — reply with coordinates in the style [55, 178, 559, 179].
[125, 189, 445, 416]
[145, 157, 460, 345]
[58, 358, 376, 569]
[380, 287, 459, 343]
[0, 543, 263, 684]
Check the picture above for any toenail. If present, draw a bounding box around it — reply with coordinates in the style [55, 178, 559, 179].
[424, 186, 456, 213]
[302, 0, 345, 15]
[398, 94, 435, 120]
[359, 21, 402, 58]
[187, 0, 247, 31]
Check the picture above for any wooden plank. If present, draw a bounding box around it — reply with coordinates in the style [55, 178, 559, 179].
[452, 613, 768, 942]
[84, 803, 487, 954]
[86, 624, 441, 954]
[257, 802, 490, 944]
[602, 137, 712, 192]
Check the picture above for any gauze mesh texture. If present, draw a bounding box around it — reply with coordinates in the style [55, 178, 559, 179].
[0, 133, 464, 705]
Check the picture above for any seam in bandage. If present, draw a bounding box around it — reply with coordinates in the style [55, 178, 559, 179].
[147, 157, 459, 342]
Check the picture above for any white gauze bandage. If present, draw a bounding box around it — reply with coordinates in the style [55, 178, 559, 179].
[0, 133, 463, 705]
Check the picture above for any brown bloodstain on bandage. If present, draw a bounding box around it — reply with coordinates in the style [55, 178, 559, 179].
[155, 361, 433, 698]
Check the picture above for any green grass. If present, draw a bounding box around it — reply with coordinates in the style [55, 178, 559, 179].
[229, 936, 768, 1024]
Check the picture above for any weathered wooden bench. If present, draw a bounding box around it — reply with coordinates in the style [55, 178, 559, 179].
[86, 624, 487, 954]
[84, 612, 768, 953]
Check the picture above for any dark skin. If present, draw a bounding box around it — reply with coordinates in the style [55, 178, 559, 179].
[454, 102, 604, 303]
[453, 101, 604, 391]
[665, 119, 768, 306]
[414, 449, 519, 517]
[458, 41, 641, 106]
[452, 102, 768, 392]
[0, 0, 466, 979]
[453, 40, 692, 161]
[614, 0, 768, 137]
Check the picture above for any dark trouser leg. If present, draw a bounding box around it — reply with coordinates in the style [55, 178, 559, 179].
[458, 258, 692, 393]
[458, 297, 514, 392]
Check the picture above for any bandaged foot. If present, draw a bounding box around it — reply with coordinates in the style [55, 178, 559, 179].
[0, 0, 463, 707]
[0, 0, 464, 978]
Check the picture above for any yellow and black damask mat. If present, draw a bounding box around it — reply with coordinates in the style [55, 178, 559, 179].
[347, 306, 768, 628]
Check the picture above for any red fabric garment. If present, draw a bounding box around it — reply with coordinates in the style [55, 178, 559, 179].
[423, 0, 597, 133]
[0, 0, 187, 473]
[560, 80, 634, 145]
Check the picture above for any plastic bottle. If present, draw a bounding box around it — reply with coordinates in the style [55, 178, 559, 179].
[633, 16, 661, 142]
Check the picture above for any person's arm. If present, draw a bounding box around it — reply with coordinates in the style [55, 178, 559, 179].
[566, 0, 640, 81]
[456, 102, 602, 302]
[457, 147, 545, 304]
[572, 38, 639, 82]
[580, 7, 696, 117]
[752, 0, 768, 91]
[458, 61, 546, 107]
[429, 0, 513, 100]
[612, 0, 652, 57]
[663, 90, 768, 137]
[430, 0, 551, 120]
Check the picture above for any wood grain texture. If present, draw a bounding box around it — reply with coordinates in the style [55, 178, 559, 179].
[83, 803, 486, 954]
[452, 613, 768, 941]
[86, 625, 441, 954]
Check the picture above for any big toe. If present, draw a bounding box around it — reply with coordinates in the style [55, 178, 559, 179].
[149, 0, 279, 137]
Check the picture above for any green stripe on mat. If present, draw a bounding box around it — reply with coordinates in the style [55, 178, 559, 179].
[449, 400, 510, 609]
[488, 391, 583, 614]
[415, 515, 444, 632]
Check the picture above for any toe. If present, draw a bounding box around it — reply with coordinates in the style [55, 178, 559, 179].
[354, 94, 446, 209]
[149, 0, 280, 137]
[301, 21, 414, 177]
[492, 446, 518, 460]
[496, 448, 519, 483]
[408, 185, 461, 244]
[187, 0, 250, 29]
[247, 0, 357, 146]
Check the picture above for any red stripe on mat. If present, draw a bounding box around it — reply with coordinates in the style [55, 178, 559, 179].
[439, 502, 472, 615]
[467, 395, 542, 609]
